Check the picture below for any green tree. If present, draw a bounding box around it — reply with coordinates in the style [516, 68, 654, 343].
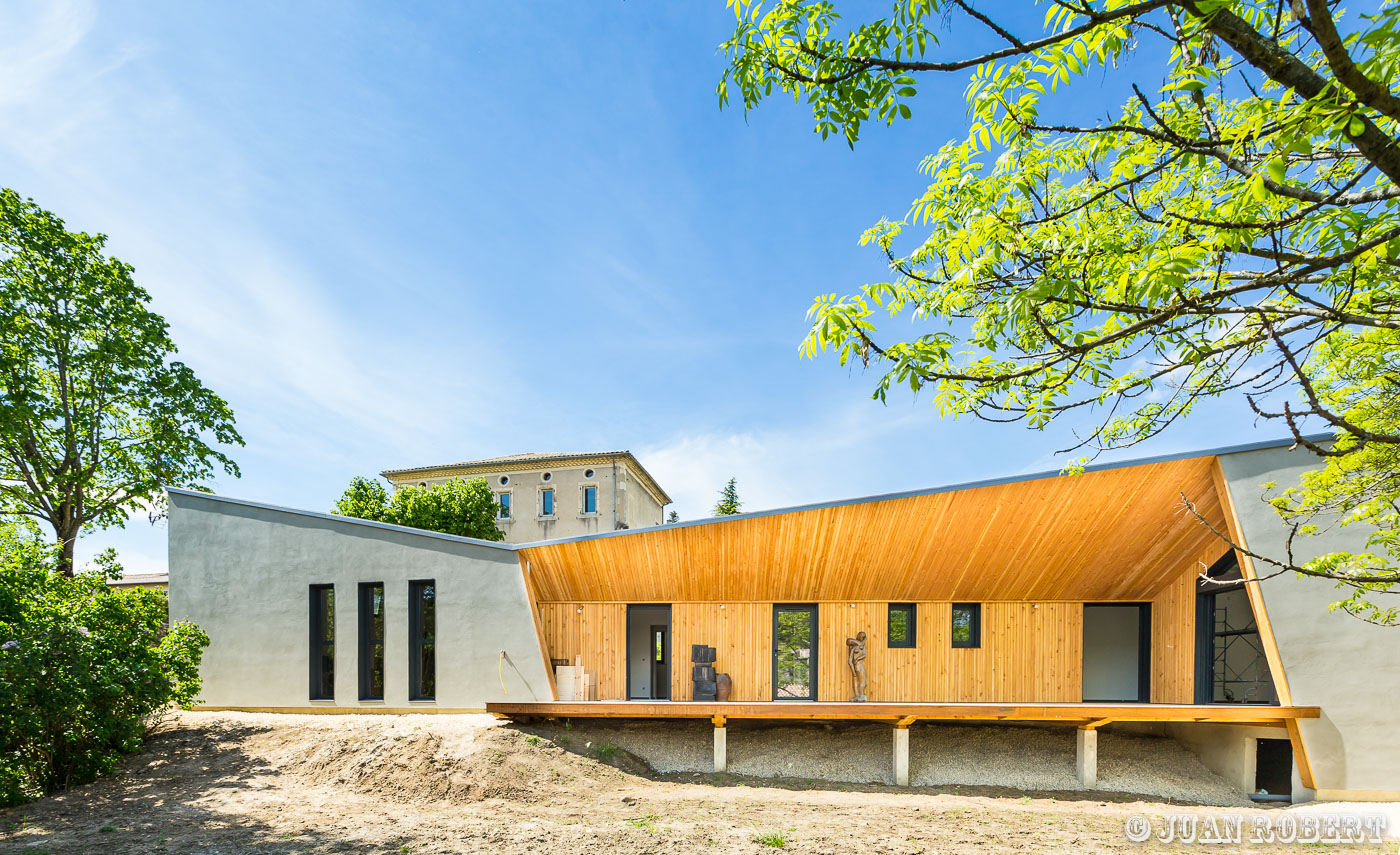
[332, 476, 505, 541]
[667, 510, 680, 524]
[0, 525, 208, 804]
[719, 0, 1400, 622]
[0, 189, 242, 575]
[713, 477, 743, 516]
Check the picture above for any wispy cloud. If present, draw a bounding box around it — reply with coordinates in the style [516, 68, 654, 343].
[0, 2, 510, 464]
[639, 399, 992, 519]
[0, 1, 517, 567]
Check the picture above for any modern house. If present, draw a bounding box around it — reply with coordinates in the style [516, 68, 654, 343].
[380, 450, 671, 543]
[166, 437, 1400, 803]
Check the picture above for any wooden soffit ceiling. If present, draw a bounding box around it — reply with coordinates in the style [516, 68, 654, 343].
[518, 455, 1228, 603]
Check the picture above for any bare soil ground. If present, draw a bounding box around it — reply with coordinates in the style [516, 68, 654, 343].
[0, 712, 1384, 854]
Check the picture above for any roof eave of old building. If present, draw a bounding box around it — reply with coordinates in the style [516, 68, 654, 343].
[380, 450, 673, 506]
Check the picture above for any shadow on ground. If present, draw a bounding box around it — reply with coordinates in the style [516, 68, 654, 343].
[506, 717, 1221, 807]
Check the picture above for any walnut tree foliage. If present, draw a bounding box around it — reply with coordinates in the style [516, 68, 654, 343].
[332, 476, 506, 541]
[0, 189, 242, 575]
[718, 0, 1400, 622]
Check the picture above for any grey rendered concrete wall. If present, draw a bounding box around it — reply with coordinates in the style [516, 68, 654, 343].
[168, 491, 554, 710]
[1166, 722, 1284, 795]
[1219, 445, 1400, 797]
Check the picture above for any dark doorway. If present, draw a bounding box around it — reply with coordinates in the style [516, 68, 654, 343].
[649, 625, 669, 700]
[626, 604, 670, 700]
[1082, 604, 1151, 702]
[1195, 553, 1277, 704]
[1255, 738, 1293, 800]
[772, 604, 819, 700]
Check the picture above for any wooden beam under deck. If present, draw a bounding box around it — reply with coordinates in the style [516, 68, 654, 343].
[487, 700, 1319, 725]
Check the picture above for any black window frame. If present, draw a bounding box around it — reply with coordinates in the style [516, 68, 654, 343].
[771, 603, 819, 701]
[358, 582, 385, 701]
[951, 602, 982, 649]
[409, 579, 436, 701]
[309, 584, 335, 700]
[887, 603, 917, 648]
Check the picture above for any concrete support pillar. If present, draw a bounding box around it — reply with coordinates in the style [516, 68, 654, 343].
[713, 716, 727, 773]
[893, 726, 910, 786]
[1077, 726, 1098, 788]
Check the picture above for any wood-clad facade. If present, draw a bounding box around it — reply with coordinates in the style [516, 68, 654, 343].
[518, 454, 1241, 707]
[533, 593, 1203, 704]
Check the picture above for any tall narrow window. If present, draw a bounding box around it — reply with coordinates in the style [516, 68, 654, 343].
[309, 585, 335, 700]
[951, 603, 981, 649]
[410, 580, 436, 700]
[888, 603, 916, 648]
[772, 604, 818, 700]
[497, 491, 512, 519]
[359, 583, 384, 701]
[582, 485, 597, 514]
[540, 488, 555, 517]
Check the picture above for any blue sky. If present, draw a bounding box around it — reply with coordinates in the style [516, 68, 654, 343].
[0, 1, 1267, 574]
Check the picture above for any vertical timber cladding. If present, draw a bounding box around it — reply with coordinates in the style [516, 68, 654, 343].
[544, 600, 1086, 702]
[817, 602, 1084, 702]
[1148, 538, 1229, 704]
[538, 603, 627, 699]
[670, 604, 773, 702]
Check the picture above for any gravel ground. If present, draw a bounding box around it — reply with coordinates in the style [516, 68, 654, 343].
[554, 720, 1250, 806]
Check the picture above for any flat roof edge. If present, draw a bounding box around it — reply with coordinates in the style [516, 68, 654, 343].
[164, 487, 520, 551]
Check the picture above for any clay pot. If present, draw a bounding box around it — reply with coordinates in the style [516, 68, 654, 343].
[715, 672, 732, 702]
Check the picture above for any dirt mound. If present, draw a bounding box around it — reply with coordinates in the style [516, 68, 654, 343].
[196, 713, 635, 804]
[8, 712, 1341, 855]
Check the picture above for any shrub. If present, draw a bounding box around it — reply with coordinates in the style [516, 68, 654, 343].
[0, 529, 209, 805]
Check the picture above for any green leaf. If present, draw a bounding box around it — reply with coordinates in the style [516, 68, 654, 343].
[1249, 173, 1268, 201]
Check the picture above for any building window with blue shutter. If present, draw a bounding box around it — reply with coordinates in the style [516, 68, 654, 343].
[540, 488, 555, 517]
[582, 485, 597, 515]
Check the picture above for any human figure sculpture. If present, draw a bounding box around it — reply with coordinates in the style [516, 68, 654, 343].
[846, 631, 868, 702]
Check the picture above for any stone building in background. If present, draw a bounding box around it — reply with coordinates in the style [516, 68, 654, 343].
[381, 450, 671, 543]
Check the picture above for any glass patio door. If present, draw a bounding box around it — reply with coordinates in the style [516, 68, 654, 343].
[772, 604, 818, 700]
